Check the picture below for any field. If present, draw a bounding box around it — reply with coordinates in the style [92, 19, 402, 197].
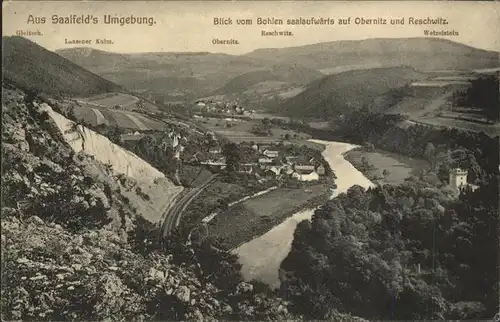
[308, 121, 331, 129]
[208, 184, 329, 250]
[181, 180, 252, 228]
[75, 92, 159, 112]
[66, 92, 171, 131]
[75, 92, 161, 112]
[415, 116, 500, 137]
[379, 75, 499, 137]
[278, 87, 305, 99]
[72, 105, 167, 131]
[344, 148, 429, 185]
[82, 92, 139, 107]
[318, 62, 389, 74]
[195, 116, 324, 150]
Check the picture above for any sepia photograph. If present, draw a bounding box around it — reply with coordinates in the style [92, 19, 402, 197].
[2, 1, 499, 320]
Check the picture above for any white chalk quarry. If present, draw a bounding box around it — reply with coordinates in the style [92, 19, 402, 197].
[39, 103, 184, 224]
[40, 103, 165, 184]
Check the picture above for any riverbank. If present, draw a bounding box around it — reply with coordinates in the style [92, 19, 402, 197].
[208, 185, 331, 251]
[233, 140, 375, 288]
[344, 147, 428, 186]
[201, 186, 279, 224]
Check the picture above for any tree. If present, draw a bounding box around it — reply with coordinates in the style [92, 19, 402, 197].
[222, 143, 240, 172]
[361, 157, 370, 169]
[284, 133, 291, 140]
[281, 177, 499, 320]
[109, 126, 124, 145]
[250, 124, 271, 136]
[424, 142, 436, 164]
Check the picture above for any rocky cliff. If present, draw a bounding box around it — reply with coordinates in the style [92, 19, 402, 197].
[1, 84, 367, 321]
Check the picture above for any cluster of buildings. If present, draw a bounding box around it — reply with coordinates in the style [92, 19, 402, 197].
[195, 100, 255, 116]
[199, 143, 326, 182]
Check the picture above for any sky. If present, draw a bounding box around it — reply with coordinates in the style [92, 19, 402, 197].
[3, 1, 500, 55]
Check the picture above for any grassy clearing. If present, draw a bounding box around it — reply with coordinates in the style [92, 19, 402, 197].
[416, 117, 500, 137]
[80, 92, 139, 107]
[344, 148, 429, 185]
[133, 113, 166, 130]
[181, 180, 251, 228]
[71, 105, 167, 131]
[208, 184, 329, 250]
[196, 116, 323, 149]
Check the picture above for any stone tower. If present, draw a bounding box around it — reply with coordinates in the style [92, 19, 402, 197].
[449, 168, 468, 189]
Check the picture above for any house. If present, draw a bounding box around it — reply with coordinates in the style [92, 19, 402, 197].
[196, 101, 206, 108]
[258, 145, 271, 153]
[269, 166, 281, 176]
[292, 169, 320, 182]
[200, 160, 226, 171]
[285, 156, 299, 165]
[251, 144, 259, 151]
[281, 164, 294, 175]
[449, 168, 479, 192]
[239, 164, 254, 174]
[263, 149, 279, 158]
[209, 146, 222, 154]
[258, 157, 274, 164]
[263, 166, 282, 177]
[288, 155, 315, 166]
[295, 164, 315, 172]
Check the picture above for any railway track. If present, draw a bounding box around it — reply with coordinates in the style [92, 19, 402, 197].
[161, 174, 217, 238]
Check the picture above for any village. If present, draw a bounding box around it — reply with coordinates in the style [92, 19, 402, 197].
[191, 141, 328, 184]
[194, 99, 255, 116]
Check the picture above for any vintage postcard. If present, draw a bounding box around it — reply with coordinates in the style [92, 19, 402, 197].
[2, 1, 499, 320]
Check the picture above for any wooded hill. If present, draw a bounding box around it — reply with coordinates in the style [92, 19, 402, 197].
[2, 36, 123, 97]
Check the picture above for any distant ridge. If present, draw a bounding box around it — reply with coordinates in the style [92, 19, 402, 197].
[214, 64, 324, 95]
[245, 37, 497, 55]
[276, 66, 427, 119]
[56, 46, 275, 97]
[2, 36, 123, 97]
[244, 37, 499, 71]
[54, 37, 499, 101]
[56, 47, 220, 56]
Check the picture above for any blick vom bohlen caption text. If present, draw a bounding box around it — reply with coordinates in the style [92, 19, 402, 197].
[213, 16, 449, 25]
[27, 15, 156, 26]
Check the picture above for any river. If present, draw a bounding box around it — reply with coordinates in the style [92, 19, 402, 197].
[233, 140, 375, 289]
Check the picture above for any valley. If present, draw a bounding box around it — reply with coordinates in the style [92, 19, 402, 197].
[2, 34, 499, 321]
